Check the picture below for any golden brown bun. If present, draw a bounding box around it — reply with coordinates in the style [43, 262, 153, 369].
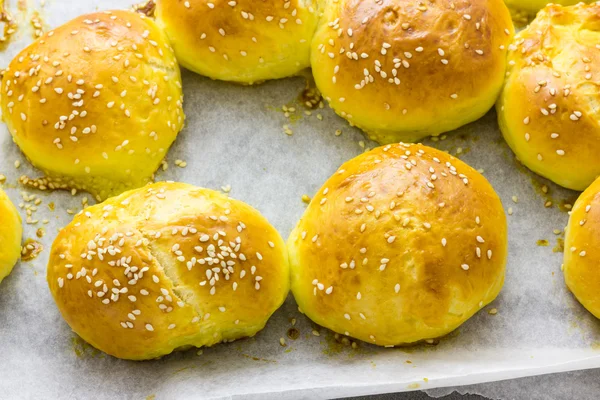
[155, 0, 320, 84]
[310, 0, 514, 144]
[497, 3, 600, 191]
[288, 143, 507, 345]
[564, 176, 600, 318]
[47, 182, 289, 360]
[1, 10, 185, 201]
[504, 0, 589, 13]
[0, 189, 22, 284]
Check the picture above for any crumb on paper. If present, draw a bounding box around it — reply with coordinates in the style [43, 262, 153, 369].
[279, 337, 286, 347]
[508, 207, 513, 215]
[335, 129, 342, 136]
[301, 194, 310, 203]
[488, 308, 498, 315]
[174, 159, 187, 168]
[221, 184, 231, 193]
[283, 124, 293, 136]
[512, 195, 518, 203]
[31, 11, 44, 38]
[21, 239, 43, 261]
[311, 330, 320, 337]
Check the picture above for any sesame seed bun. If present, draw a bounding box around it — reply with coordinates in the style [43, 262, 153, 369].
[47, 182, 289, 360]
[1, 10, 185, 201]
[154, 0, 320, 84]
[504, 0, 588, 13]
[287, 143, 507, 345]
[564, 176, 600, 319]
[0, 189, 22, 284]
[497, 3, 600, 191]
[310, 0, 514, 144]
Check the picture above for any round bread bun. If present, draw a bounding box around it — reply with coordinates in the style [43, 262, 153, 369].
[504, 0, 588, 14]
[155, 0, 320, 84]
[563, 176, 600, 319]
[1, 10, 185, 201]
[497, 3, 600, 191]
[310, 0, 514, 144]
[47, 182, 289, 360]
[0, 189, 22, 284]
[288, 143, 507, 345]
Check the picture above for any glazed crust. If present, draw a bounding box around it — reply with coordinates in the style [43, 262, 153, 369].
[288, 143, 507, 345]
[497, 3, 600, 191]
[155, 0, 320, 84]
[47, 182, 289, 360]
[1, 10, 185, 200]
[310, 0, 514, 143]
[564, 176, 600, 319]
[0, 189, 22, 284]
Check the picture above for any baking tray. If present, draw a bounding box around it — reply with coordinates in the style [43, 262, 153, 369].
[0, 1, 599, 399]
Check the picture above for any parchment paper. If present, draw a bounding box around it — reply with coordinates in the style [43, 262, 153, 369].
[0, 1, 599, 399]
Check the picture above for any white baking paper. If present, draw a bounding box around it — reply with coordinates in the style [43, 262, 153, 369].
[0, 1, 599, 399]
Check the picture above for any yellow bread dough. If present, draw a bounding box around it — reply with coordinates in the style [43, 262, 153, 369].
[504, 0, 589, 14]
[288, 143, 507, 345]
[311, 0, 514, 143]
[155, 0, 320, 84]
[47, 182, 289, 360]
[497, 3, 600, 191]
[0, 189, 22, 284]
[564, 176, 600, 318]
[1, 10, 185, 201]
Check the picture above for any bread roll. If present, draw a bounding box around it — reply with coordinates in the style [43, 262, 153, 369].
[564, 176, 600, 319]
[288, 143, 507, 345]
[155, 0, 320, 84]
[504, 0, 588, 13]
[497, 3, 600, 191]
[310, 0, 514, 143]
[0, 189, 22, 284]
[47, 182, 289, 360]
[1, 10, 185, 201]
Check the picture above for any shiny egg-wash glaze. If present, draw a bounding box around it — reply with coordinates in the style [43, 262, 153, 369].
[564, 176, 600, 319]
[288, 143, 507, 346]
[1, 10, 185, 201]
[155, 0, 320, 84]
[47, 182, 289, 360]
[311, 0, 514, 143]
[0, 189, 22, 284]
[497, 3, 600, 191]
